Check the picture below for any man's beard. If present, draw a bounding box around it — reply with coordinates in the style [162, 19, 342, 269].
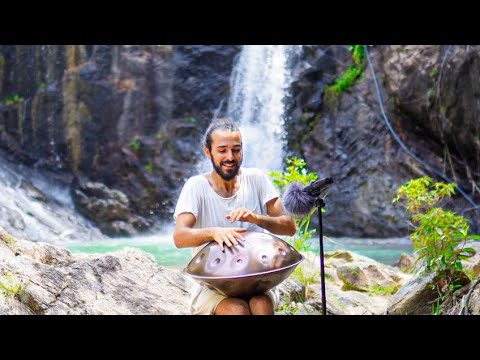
[211, 157, 242, 181]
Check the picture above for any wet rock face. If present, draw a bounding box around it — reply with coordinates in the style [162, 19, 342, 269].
[377, 45, 480, 233]
[172, 45, 241, 129]
[71, 178, 150, 236]
[381, 45, 480, 172]
[286, 45, 411, 236]
[286, 45, 480, 236]
[0, 45, 239, 234]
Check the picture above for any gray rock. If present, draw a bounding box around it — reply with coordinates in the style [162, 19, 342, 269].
[0, 226, 194, 314]
[387, 273, 437, 315]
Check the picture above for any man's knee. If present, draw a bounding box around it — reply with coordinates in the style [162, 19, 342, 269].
[249, 295, 274, 315]
[215, 298, 251, 315]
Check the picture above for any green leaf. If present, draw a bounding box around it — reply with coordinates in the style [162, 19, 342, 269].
[462, 247, 476, 254]
[467, 234, 480, 241]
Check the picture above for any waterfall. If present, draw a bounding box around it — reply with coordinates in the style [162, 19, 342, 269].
[198, 45, 302, 173]
[227, 45, 301, 171]
[0, 45, 302, 269]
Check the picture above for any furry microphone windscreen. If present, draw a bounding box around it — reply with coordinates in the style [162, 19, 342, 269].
[282, 182, 315, 218]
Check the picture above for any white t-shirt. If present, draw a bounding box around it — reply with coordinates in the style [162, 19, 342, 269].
[173, 167, 279, 255]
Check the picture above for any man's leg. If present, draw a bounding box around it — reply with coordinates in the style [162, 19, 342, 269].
[215, 298, 251, 315]
[249, 295, 274, 315]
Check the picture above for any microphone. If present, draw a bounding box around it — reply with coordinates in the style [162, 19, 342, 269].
[283, 177, 333, 218]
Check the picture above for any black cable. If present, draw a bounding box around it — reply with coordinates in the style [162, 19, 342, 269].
[364, 45, 480, 212]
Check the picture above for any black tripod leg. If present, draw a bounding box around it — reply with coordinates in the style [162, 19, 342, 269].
[317, 203, 327, 315]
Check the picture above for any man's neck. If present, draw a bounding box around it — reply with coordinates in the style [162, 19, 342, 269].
[207, 170, 241, 197]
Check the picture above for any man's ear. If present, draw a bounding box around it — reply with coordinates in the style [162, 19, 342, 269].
[204, 147, 211, 159]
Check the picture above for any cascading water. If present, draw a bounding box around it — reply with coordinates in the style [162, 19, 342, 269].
[197, 45, 302, 173]
[0, 156, 106, 244]
[227, 45, 301, 172]
[0, 155, 191, 268]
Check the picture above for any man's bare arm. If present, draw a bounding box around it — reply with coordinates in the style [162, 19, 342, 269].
[226, 197, 297, 236]
[173, 212, 247, 251]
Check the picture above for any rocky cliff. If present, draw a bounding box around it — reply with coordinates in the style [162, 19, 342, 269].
[286, 45, 480, 236]
[0, 45, 478, 237]
[0, 45, 239, 235]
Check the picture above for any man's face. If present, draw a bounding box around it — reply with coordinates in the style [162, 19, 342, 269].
[205, 129, 243, 181]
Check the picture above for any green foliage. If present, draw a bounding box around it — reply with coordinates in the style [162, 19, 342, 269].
[325, 45, 366, 98]
[328, 67, 364, 96]
[388, 97, 400, 106]
[324, 273, 334, 282]
[392, 176, 455, 212]
[431, 297, 443, 315]
[463, 267, 477, 281]
[427, 88, 436, 104]
[4, 234, 15, 247]
[129, 137, 142, 151]
[145, 162, 154, 173]
[292, 221, 316, 252]
[269, 157, 318, 191]
[277, 299, 299, 315]
[4, 94, 24, 106]
[269, 157, 318, 252]
[0, 229, 16, 251]
[0, 272, 23, 299]
[429, 66, 439, 79]
[367, 283, 400, 296]
[292, 265, 318, 297]
[393, 176, 478, 301]
[156, 132, 166, 141]
[349, 45, 365, 65]
[277, 296, 314, 315]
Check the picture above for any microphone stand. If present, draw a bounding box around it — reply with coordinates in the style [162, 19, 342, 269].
[314, 196, 327, 315]
[289, 176, 332, 315]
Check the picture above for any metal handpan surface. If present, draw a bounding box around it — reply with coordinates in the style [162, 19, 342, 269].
[184, 231, 304, 297]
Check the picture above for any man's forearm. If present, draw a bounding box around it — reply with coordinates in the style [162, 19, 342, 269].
[253, 214, 297, 236]
[174, 227, 215, 248]
[174, 226, 247, 250]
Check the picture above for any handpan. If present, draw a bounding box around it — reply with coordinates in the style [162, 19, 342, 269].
[184, 231, 304, 297]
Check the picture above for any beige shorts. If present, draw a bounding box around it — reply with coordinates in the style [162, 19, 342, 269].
[190, 283, 280, 315]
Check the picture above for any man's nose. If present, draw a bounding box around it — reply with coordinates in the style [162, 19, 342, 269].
[225, 151, 235, 160]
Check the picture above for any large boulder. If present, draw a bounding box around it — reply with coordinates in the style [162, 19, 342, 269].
[0, 226, 194, 314]
[277, 250, 411, 315]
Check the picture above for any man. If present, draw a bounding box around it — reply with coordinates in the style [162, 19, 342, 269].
[173, 118, 296, 315]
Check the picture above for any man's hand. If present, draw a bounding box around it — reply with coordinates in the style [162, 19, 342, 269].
[211, 227, 247, 251]
[226, 207, 258, 224]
